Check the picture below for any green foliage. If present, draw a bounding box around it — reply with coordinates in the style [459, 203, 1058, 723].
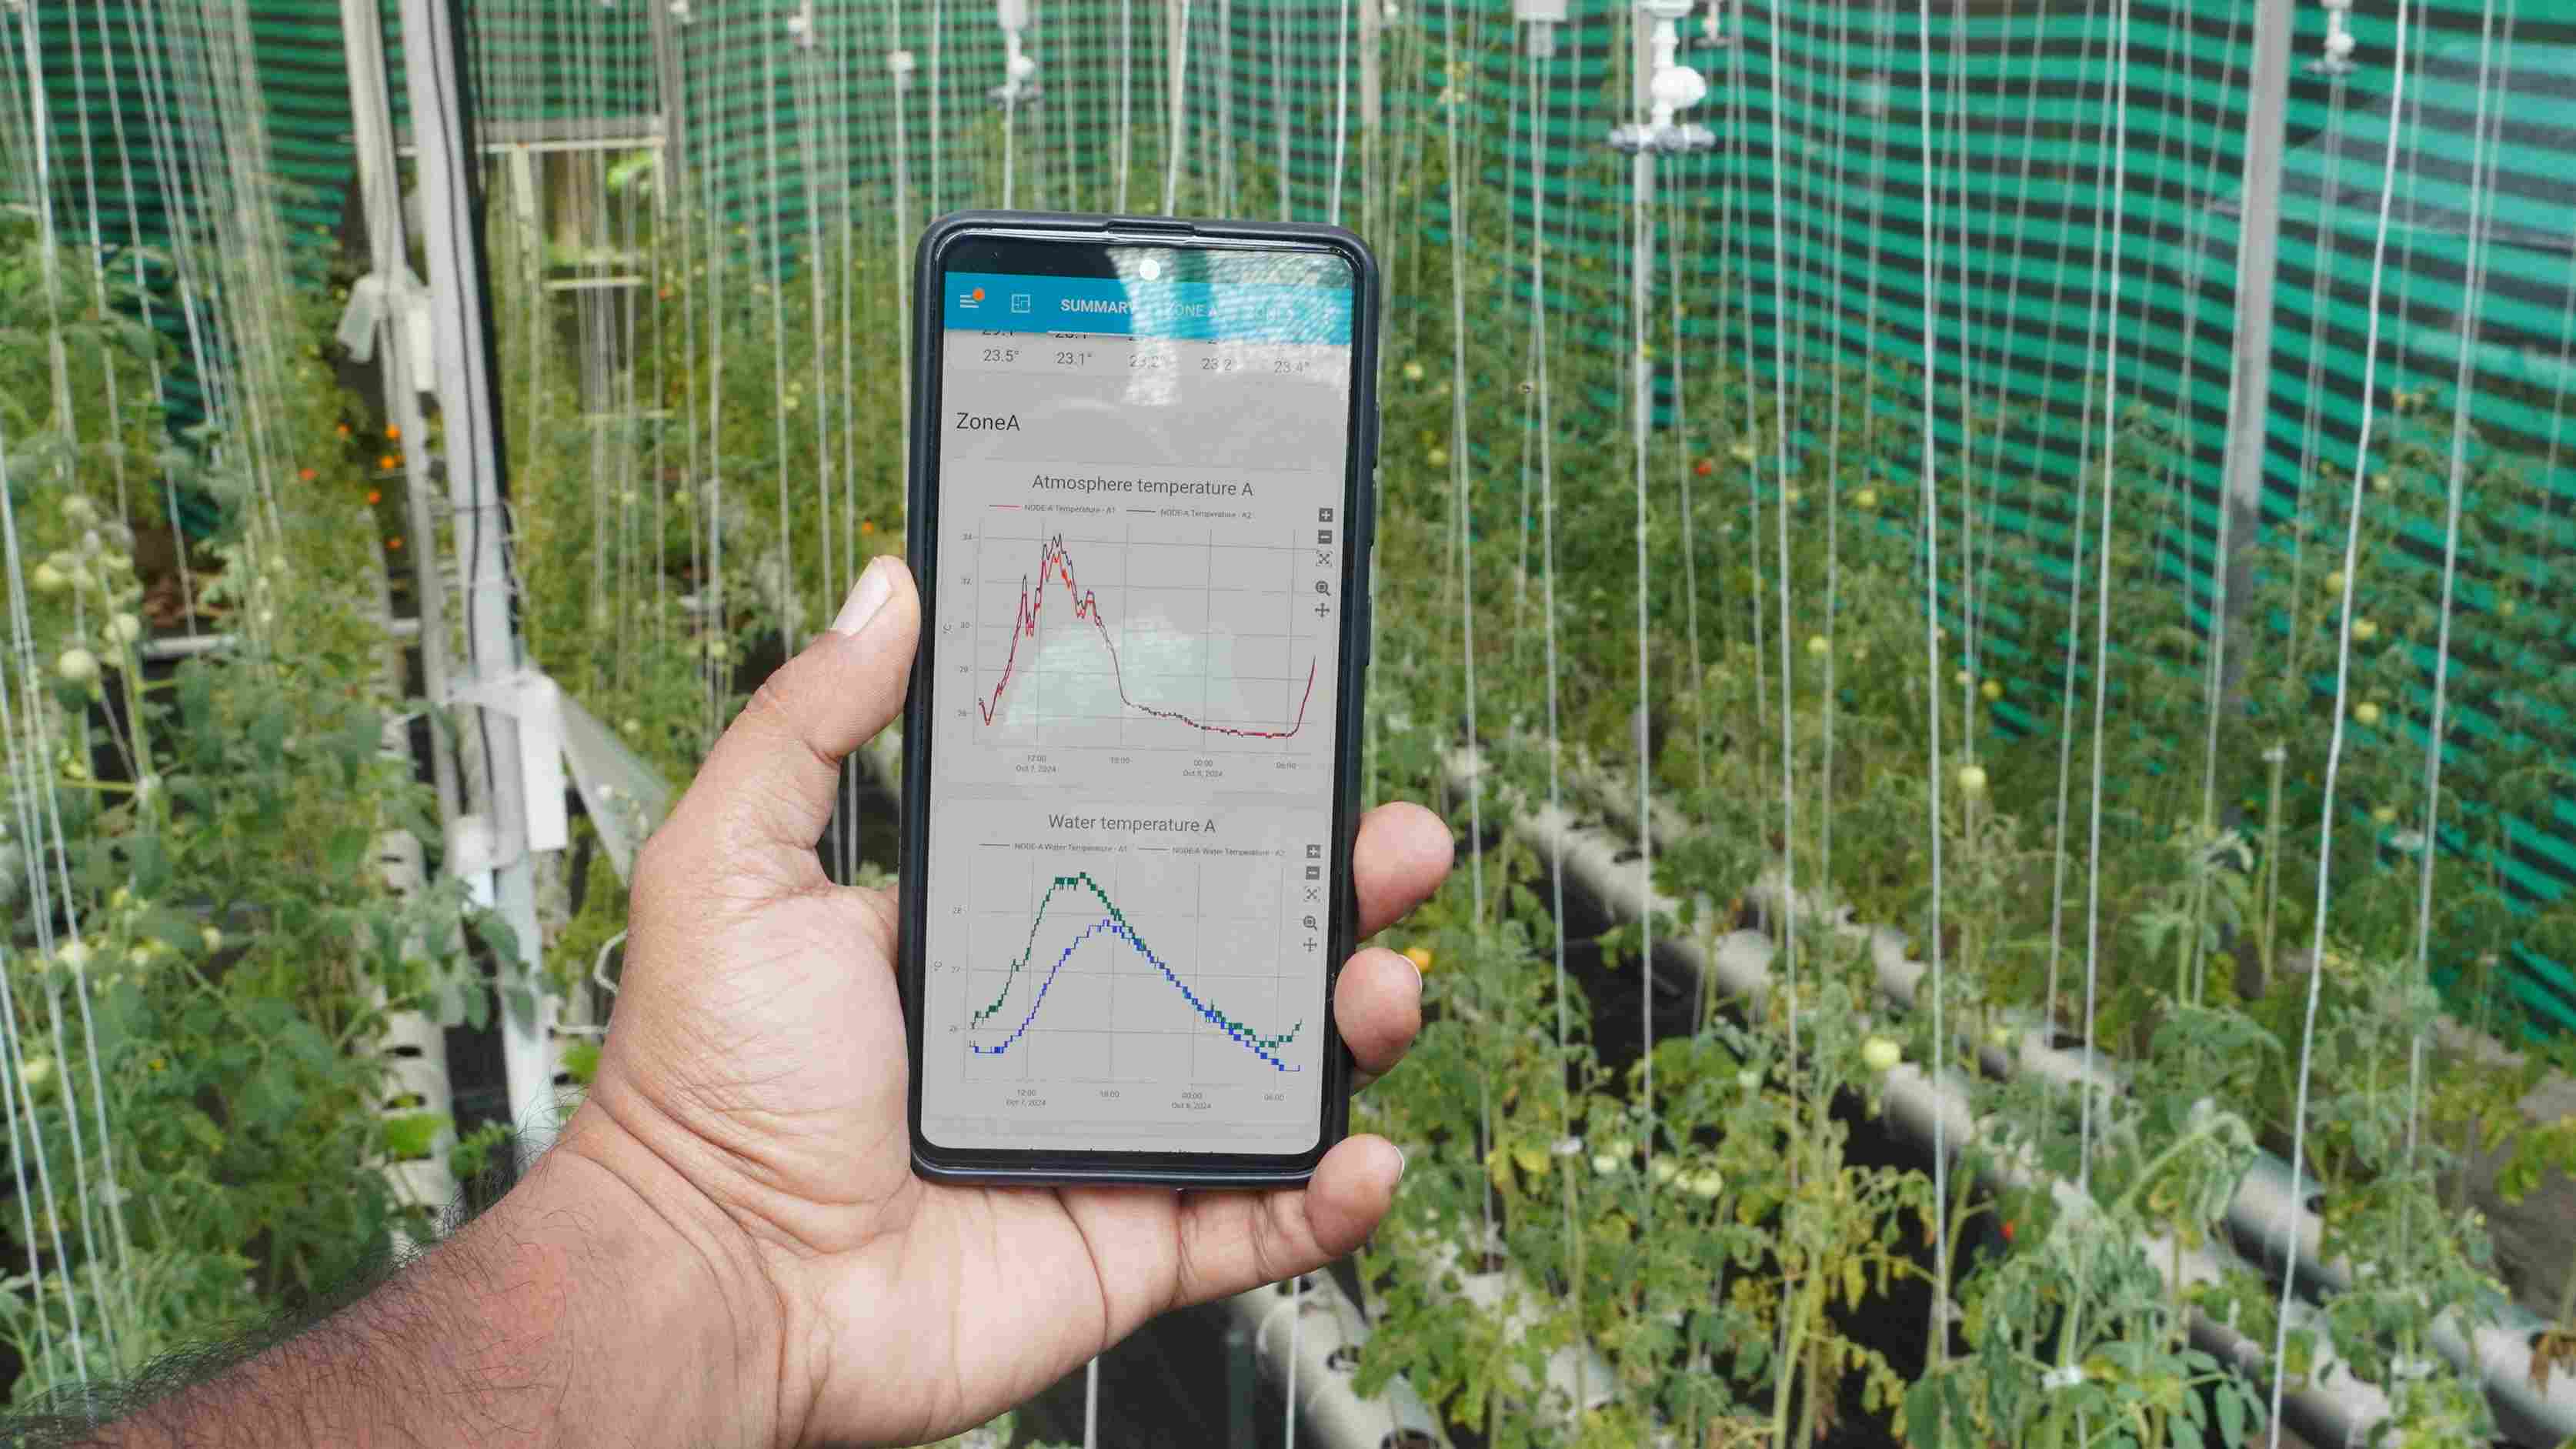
[0, 222, 490, 1401]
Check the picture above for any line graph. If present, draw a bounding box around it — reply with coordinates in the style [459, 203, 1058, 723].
[965, 871, 1303, 1072]
[968, 529, 1326, 750]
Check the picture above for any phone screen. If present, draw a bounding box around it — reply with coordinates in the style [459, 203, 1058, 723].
[914, 240, 1359, 1158]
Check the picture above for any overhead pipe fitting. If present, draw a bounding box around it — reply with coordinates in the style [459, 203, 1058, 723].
[1514, 0, 1566, 58]
[1610, 0, 1714, 152]
[2310, 0, 2357, 75]
[992, 0, 1041, 105]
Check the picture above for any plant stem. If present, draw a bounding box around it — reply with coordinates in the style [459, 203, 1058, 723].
[1766, 1259, 1824, 1448]
[2261, 744, 2285, 990]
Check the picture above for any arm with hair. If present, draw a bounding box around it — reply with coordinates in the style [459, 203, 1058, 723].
[5, 1112, 786, 1449]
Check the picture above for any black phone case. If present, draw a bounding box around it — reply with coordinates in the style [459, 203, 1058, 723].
[898, 210, 1381, 1189]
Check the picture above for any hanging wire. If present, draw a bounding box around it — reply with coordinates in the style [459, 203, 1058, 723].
[1163, 0, 1193, 212]
[1444, 0, 1481, 929]
[2399, 0, 2510, 1281]
[2034, 0, 2118, 1162]
[2076, 0, 2140, 1214]
[1667, 168, 1708, 816]
[1817, 0, 1857, 900]
[0, 443, 95, 1387]
[1623, 0, 1660, 1213]
[1763, 0, 1805, 1244]
[1328, 0, 1350, 227]
[2270, 0, 2411, 1426]
[1715, 14, 1769, 842]
[1909, 0, 1954, 1359]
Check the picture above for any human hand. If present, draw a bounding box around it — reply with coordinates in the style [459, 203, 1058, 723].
[566, 555, 1450, 1447]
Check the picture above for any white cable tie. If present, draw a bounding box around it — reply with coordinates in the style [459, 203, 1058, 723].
[2044, 1364, 2087, 1391]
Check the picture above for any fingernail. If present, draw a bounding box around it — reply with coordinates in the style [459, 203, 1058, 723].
[1392, 1144, 1408, 1181]
[830, 557, 896, 636]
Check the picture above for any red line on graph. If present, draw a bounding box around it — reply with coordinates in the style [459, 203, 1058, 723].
[976, 533, 1317, 740]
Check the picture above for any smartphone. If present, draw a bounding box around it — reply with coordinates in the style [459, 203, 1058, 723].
[897, 212, 1381, 1187]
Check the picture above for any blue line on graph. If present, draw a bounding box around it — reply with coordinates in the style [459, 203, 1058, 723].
[968, 916, 1300, 1073]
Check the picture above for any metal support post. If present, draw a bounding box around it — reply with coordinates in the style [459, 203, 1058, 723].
[397, 0, 564, 1157]
[342, 0, 468, 1234]
[2214, 0, 2297, 707]
[340, 0, 462, 831]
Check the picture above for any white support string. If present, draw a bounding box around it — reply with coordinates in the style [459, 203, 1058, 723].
[1524, 8, 1567, 1072]
[1667, 182, 1709, 811]
[2077, 0, 2139, 1216]
[1763, 0, 1800, 1218]
[2267, 0, 2411, 1433]
[2401, 0, 2508, 1280]
[2037, 0, 2117, 1157]
[0, 433, 94, 1387]
[1445, 0, 1480, 927]
[1910, 0, 1953, 1361]
[1328, 0, 1350, 227]
[1163, 0, 1193, 213]
[1625, 1, 1660, 1208]
[2180, 0, 2258, 979]
[1117, 0, 1135, 210]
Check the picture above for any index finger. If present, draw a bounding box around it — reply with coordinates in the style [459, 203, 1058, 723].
[1354, 802, 1451, 939]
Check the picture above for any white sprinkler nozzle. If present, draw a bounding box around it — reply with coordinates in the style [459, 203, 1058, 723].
[2311, 0, 2358, 74]
[667, 0, 689, 21]
[888, 48, 918, 74]
[1637, 0, 1707, 136]
[786, 6, 814, 48]
[1651, 60, 1709, 117]
[993, 1, 1039, 106]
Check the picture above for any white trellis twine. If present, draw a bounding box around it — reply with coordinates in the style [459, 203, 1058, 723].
[2269, 0, 2411, 1434]
[2400, 0, 2510, 1264]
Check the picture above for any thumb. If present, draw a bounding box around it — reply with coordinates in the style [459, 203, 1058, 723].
[662, 555, 918, 879]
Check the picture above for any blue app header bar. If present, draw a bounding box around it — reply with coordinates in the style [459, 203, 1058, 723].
[943, 271, 1353, 345]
